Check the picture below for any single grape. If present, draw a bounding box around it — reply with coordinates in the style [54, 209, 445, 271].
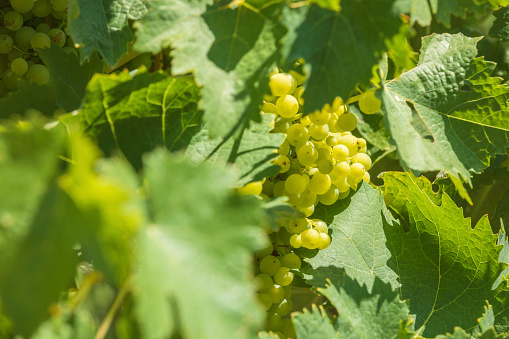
[32, 0, 52, 17]
[14, 26, 35, 47]
[276, 94, 299, 118]
[356, 137, 367, 149]
[326, 134, 340, 147]
[50, 0, 67, 11]
[338, 188, 350, 199]
[308, 123, 329, 140]
[10, 0, 35, 13]
[296, 143, 318, 167]
[31, 32, 50, 51]
[274, 267, 294, 286]
[300, 114, 311, 126]
[359, 89, 381, 114]
[11, 57, 28, 75]
[25, 64, 50, 85]
[4, 11, 23, 31]
[289, 69, 305, 85]
[289, 234, 302, 248]
[350, 162, 366, 179]
[266, 312, 282, 331]
[273, 155, 290, 173]
[260, 255, 281, 276]
[48, 28, 66, 47]
[0, 34, 14, 54]
[299, 204, 316, 218]
[363, 171, 370, 182]
[316, 158, 333, 174]
[237, 181, 263, 196]
[256, 293, 272, 310]
[280, 253, 301, 269]
[267, 284, 285, 304]
[261, 102, 277, 114]
[276, 299, 293, 316]
[272, 181, 286, 197]
[308, 109, 330, 126]
[331, 144, 349, 161]
[301, 228, 320, 249]
[317, 147, 332, 161]
[339, 134, 358, 155]
[293, 85, 304, 105]
[336, 112, 358, 131]
[333, 161, 350, 176]
[286, 124, 309, 147]
[277, 139, 290, 155]
[254, 274, 273, 293]
[297, 189, 316, 208]
[2, 69, 21, 91]
[346, 175, 361, 187]
[317, 233, 331, 249]
[318, 187, 338, 205]
[309, 172, 331, 195]
[35, 23, 51, 34]
[272, 120, 289, 133]
[335, 177, 350, 192]
[51, 8, 66, 20]
[353, 153, 372, 171]
[285, 174, 307, 195]
[269, 73, 296, 96]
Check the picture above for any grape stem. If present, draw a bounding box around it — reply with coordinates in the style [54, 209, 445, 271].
[94, 277, 132, 339]
[70, 271, 103, 310]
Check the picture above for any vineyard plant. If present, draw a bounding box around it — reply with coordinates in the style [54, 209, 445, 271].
[1, 0, 509, 338]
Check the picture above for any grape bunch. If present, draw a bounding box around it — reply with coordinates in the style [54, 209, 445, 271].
[0, 0, 75, 97]
[237, 65, 374, 338]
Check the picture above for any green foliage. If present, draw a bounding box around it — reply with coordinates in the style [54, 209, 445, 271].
[490, 6, 509, 41]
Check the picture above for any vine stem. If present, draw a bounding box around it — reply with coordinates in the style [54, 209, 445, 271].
[94, 278, 132, 339]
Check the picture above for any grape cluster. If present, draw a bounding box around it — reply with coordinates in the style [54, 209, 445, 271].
[0, 0, 74, 97]
[237, 66, 374, 338]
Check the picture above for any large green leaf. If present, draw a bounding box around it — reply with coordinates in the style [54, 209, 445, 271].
[68, 0, 147, 66]
[281, 1, 407, 113]
[490, 6, 509, 41]
[382, 33, 509, 194]
[80, 70, 203, 169]
[303, 181, 400, 292]
[381, 171, 509, 336]
[185, 114, 285, 185]
[134, 150, 267, 339]
[134, 0, 284, 138]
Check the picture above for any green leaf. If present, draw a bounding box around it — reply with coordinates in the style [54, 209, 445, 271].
[80, 71, 203, 170]
[382, 171, 509, 336]
[303, 181, 399, 292]
[134, 0, 284, 138]
[0, 81, 58, 118]
[349, 105, 393, 153]
[185, 114, 285, 185]
[382, 33, 509, 194]
[281, 1, 407, 113]
[292, 305, 339, 339]
[490, 6, 509, 41]
[68, 0, 147, 66]
[134, 150, 267, 339]
[39, 45, 104, 112]
[309, 0, 341, 11]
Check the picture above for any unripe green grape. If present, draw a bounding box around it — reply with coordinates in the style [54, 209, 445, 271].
[272, 181, 286, 197]
[353, 153, 372, 171]
[269, 72, 296, 96]
[356, 137, 367, 149]
[308, 122, 329, 140]
[285, 191, 302, 206]
[317, 147, 331, 161]
[335, 177, 350, 193]
[309, 172, 331, 195]
[289, 69, 305, 85]
[336, 112, 358, 131]
[318, 187, 339, 205]
[268, 284, 285, 304]
[51, 8, 66, 19]
[277, 139, 290, 155]
[0, 27, 14, 39]
[31, 32, 50, 50]
[289, 234, 302, 248]
[256, 293, 272, 310]
[11, 57, 28, 75]
[7, 48, 21, 62]
[332, 144, 349, 161]
[317, 158, 333, 174]
[363, 171, 370, 182]
[350, 162, 366, 179]
[301, 228, 320, 249]
[308, 109, 330, 126]
[333, 161, 350, 176]
[26, 64, 50, 85]
[0, 34, 14, 54]
[297, 189, 316, 208]
[266, 312, 282, 331]
[14, 26, 35, 48]
[293, 85, 304, 105]
[328, 113, 340, 133]
[32, 0, 52, 17]
[260, 255, 281, 276]
[312, 220, 327, 233]
[326, 134, 340, 147]
[272, 120, 289, 133]
[10, 0, 35, 13]
[338, 188, 350, 199]
[237, 181, 263, 196]
[256, 243, 273, 259]
[359, 89, 381, 114]
[276, 94, 299, 118]
[254, 274, 273, 293]
[269, 66, 279, 77]
[297, 143, 318, 167]
[35, 22, 51, 33]
[317, 233, 331, 249]
[346, 175, 361, 187]
[286, 123, 309, 147]
[274, 267, 294, 286]
[281, 318, 296, 338]
[50, 0, 67, 11]
[261, 102, 277, 114]
[273, 155, 290, 173]
[2, 69, 21, 91]
[339, 134, 358, 154]
[48, 28, 66, 47]
[299, 206, 313, 219]
[264, 93, 275, 102]
[285, 174, 307, 195]
[276, 299, 293, 316]
[4, 11, 23, 31]
[300, 114, 311, 126]
[280, 253, 301, 269]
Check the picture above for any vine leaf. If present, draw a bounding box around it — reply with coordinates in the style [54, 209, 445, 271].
[134, 150, 267, 339]
[68, 0, 147, 66]
[382, 33, 509, 199]
[381, 171, 509, 337]
[134, 0, 285, 138]
[490, 6, 509, 41]
[281, 0, 408, 113]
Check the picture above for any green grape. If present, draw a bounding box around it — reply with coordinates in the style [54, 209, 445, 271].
[48, 28, 66, 47]
[308, 123, 329, 140]
[237, 180, 263, 195]
[4, 11, 23, 31]
[276, 94, 299, 118]
[256, 292, 272, 310]
[338, 188, 350, 199]
[0, 34, 14, 54]
[328, 113, 340, 133]
[312, 220, 327, 233]
[50, 0, 67, 11]
[346, 175, 361, 187]
[308, 109, 330, 126]
[260, 255, 281, 276]
[317, 233, 331, 249]
[261, 102, 277, 114]
[299, 201, 315, 215]
[283, 285, 291, 299]
[318, 187, 338, 205]
[281, 319, 296, 339]
[359, 89, 381, 114]
[317, 158, 333, 174]
[269, 72, 296, 96]
[32, 0, 52, 17]
[333, 161, 350, 176]
[26, 64, 50, 85]
[0, 27, 14, 39]
[272, 181, 286, 197]
[363, 171, 370, 182]
[326, 134, 340, 147]
[301, 228, 320, 249]
[51, 8, 66, 19]
[272, 120, 289, 133]
[289, 234, 302, 248]
[293, 85, 304, 105]
[277, 139, 290, 155]
[356, 137, 367, 149]
[297, 189, 316, 208]
[273, 155, 290, 173]
[289, 69, 305, 85]
[300, 114, 311, 126]
[309, 172, 331, 195]
[14, 26, 35, 48]
[297, 143, 318, 167]
[11, 57, 27, 75]
[10, 0, 35, 13]
[284, 174, 307, 195]
[0, 55, 8, 77]
[7, 48, 21, 62]
[274, 267, 294, 286]
[339, 134, 358, 154]
[280, 253, 301, 269]
[276, 299, 293, 316]
[332, 144, 349, 161]
[31, 32, 50, 50]
[21, 9, 32, 20]
[2, 69, 20, 91]
[353, 153, 372, 171]
[256, 243, 273, 259]
[286, 123, 309, 147]
[35, 22, 51, 34]
[266, 312, 282, 331]
[336, 112, 357, 131]
[335, 177, 350, 192]
[317, 147, 331, 161]
[267, 284, 285, 304]
[349, 162, 366, 179]
[254, 274, 273, 293]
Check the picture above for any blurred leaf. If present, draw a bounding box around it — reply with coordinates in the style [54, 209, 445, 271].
[490, 6, 509, 41]
[309, 0, 341, 11]
[349, 105, 393, 152]
[0, 81, 58, 118]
